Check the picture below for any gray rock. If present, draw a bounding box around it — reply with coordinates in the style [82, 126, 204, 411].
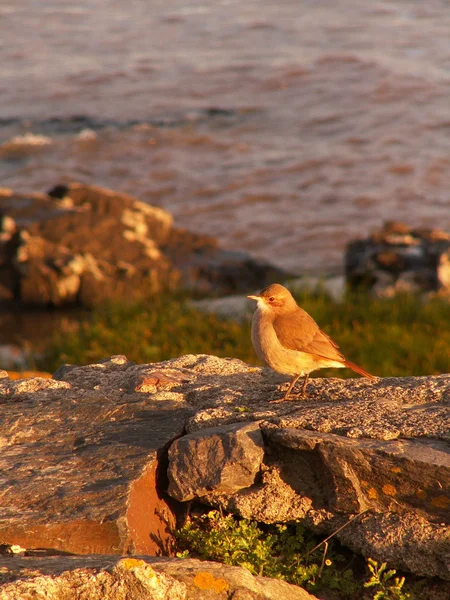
[189, 294, 253, 322]
[0, 556, 317, 600]
[162, 356, 450, 580]
[0, 344, 30, 370]
[345, 220, 450, 296]
[285, 275, 346, 302]
[260, 427, 450, 520]
[189, 276, 346, 324]
[0, 211, 19, 302]
[167, 422, 265, 501]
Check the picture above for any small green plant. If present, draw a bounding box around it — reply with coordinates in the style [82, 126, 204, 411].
[175, 510, 359, 597]
[175, 510, 277, 577]
[364, 558, 411, 600]
[234, 405, 250, 413]
[174, 510, 422, 600]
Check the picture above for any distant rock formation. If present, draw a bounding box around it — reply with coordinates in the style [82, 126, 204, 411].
[1, 354, 449, 589]
[345, 221, 450, 297]
[0, 182, 287, 307]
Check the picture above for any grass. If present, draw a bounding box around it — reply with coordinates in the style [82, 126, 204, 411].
[38, 292, 254, 372]
[37, 289, 450, 377]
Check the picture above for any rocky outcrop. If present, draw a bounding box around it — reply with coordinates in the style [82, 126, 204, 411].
[0, 556, 317, 600]
[1, 354, 449, 584]
[0, 183, 286, 307]
[345, 221, 450, 296]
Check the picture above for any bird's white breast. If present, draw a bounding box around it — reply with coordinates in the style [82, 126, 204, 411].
[251, 307, 318, 376]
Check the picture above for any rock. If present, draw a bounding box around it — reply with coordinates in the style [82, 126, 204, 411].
[189, 276, 346, 324]
[161, 357, 450, 580]
[0, 345, 31, 370]
[438, 251, 450, 290]
[0, 212, 20, 302]
[211, 427, 450, 531]
[345, 221, 450, 296]
[1, 353, 450, 582]
[0, 183, 287, 307]
[285, 275, 346, 302]
[0, 355, 193, 555]
[152, 557, 318, 600]
[190, 294, 252, 322]
[167, 422, 265, 501]
[261, 427, 450, 518]
[6, 371, 52, 380]
[0, 556, 317, 600]
[0, 557, 186, 600]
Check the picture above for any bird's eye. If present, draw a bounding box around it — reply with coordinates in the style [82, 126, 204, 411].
[269, 297, 275, 302]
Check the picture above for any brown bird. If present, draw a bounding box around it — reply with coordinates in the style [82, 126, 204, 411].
[247, 283, 375, 400]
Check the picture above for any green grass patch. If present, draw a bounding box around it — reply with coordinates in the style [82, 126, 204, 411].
[38, 290, 450, 376]
[38, 292, 255, 372]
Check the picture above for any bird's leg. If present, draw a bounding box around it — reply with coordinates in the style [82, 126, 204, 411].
[283, 373, 310, 400]
[282, 373, 302, 400]
[301, 373, 310, 395]
[270, 373, 309, 403]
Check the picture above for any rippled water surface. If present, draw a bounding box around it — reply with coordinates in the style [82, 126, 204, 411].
[2, 0, 450, 273]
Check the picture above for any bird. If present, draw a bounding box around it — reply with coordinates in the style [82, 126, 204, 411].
[247, 283, 376, 400]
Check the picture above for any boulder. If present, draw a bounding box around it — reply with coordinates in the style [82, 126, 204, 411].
[1, 354, 449, 583]
[0, 212, 20, 302]
[0, 355, 192, 555]
[0, 183, 287, 307]
[345, 220, 450, 296]
[167, 422, 265, 501]
[0, 556, 317, 600]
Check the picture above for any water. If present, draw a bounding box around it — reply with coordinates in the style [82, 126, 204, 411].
[2, 0, 450, 274]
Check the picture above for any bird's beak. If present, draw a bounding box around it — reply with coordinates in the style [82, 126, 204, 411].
[247, 294, 260, 301]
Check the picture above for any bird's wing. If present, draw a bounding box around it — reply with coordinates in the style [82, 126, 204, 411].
[273, 308, 346, 362]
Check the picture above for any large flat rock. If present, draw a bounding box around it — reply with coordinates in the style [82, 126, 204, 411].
[1, 354, 449, 581]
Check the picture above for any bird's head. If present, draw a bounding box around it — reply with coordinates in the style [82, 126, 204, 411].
[247, 283, 297, 315]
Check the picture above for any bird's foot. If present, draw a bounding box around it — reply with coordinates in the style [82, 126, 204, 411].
[269, 390, 308, 403]
[269, 396, 286, 403]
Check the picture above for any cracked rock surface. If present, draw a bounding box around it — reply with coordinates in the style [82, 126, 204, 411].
[1, 354, 449, 583]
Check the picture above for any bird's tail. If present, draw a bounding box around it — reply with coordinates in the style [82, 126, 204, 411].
[344, 360, 376, 380]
